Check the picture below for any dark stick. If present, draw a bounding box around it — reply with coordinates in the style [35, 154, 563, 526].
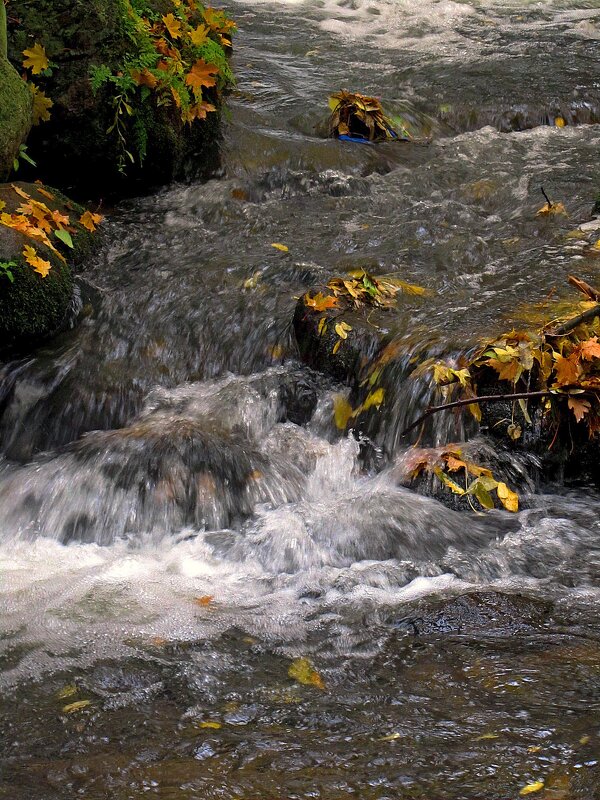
[400, 390, 552, 438]
[540, 186, 553, 208]
[547, 303, 600, 337]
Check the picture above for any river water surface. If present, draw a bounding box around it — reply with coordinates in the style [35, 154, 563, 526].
[2, 1, 600, 798]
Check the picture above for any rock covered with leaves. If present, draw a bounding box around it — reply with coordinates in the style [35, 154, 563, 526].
[0, 181, 102, 350]
[6, 0, 235, 193]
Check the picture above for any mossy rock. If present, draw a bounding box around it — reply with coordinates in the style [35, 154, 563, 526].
[0, 59, 33, 181]
[6, 0, 227, 196]
[0, 181, 96, 351]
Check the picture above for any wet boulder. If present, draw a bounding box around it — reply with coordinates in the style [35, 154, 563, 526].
[0, 58, 33, 180]
[0, 181, 96, 352]
[6, 0, 233, 195]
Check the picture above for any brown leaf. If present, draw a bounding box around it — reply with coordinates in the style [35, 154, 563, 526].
[568, 397, 591, 423]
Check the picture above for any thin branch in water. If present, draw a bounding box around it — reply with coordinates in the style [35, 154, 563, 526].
[400, 390, 553, 439]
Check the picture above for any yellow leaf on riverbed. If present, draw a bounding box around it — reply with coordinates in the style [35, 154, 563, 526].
[519, 781, 544, 796]
[271, 242, 289, 252]
[62, 700, 91, 714]
[536, 202, 567, 217]
[288, 657, 325, 689]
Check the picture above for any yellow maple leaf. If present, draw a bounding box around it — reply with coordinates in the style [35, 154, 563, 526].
[79, 210, 103, 232]
[30, 85, 53, 125]
[271, 242, 289, 252]
[162, 13, 183, 39]
[189, 23, 210, 47]
[185, 59, 219, 92]
[22, 43, 49, 75]
[536, 201, 567, 217]
[519, 781, 544, 796]
[497, 481, 519, 512]
[288, 657, 325, 690]
[22, 245, 51, 278]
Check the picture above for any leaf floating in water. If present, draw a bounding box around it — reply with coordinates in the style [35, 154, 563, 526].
[554, 117, 566, 128]
[62, 700, 91, 714]
[288, 657, 325, 690]
[56, 684, 78, 700]
[379, 732, 402, 741]
[198, 720, 222, 729]
[519, 781, 544, 796]
[194, 595, 214, 607]
[474, 732, 500, 741]
[271, 242, 289, 252]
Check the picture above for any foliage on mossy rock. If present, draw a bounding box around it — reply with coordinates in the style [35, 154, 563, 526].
[0, 59, 33, 181]
[7, 0, 232, 195]
[0, 182, 96, 350]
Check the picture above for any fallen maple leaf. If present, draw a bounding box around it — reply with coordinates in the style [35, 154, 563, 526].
[568, 396, 591, 423]
[579, 337, 600, 361]
[162, 13, 183, 39]
[271, 242, 289, 252]
[304, 292, 338, 311]
[23, 245, 51, 278]
[536, 201, 567, 217]
[189, 23, 210, 46]
[194, 595, 214, 606]
[22, 43, 49, 75]
[185, 58, 219, 91]
[79, 211, 103, 232]
[553, 353, 580, 386]
[131, 68, 158, 89]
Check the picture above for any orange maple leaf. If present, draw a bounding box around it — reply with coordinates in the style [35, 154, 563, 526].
[22, 245, 51, 278]
[185, 59, 219, 92]
[131, 68, 158, 89]
[194, 595, 214, 606]
[553, 353, 581, 386]
[304, 292, 339, 311]
[79, 211, 103, 232]
[579, 337, 600, 361]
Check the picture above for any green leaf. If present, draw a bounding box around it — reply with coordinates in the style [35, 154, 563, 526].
[472, 479, 494, 509]
[55, 229, 74, 248]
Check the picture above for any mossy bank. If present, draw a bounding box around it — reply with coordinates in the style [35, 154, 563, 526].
[6, 0, 234, 196]
[0, 58, 33, 181]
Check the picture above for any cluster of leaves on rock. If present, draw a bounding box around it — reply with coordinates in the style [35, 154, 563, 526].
[305, 269, 426, 313]
[404, 445, 519, 512]
[0, 183, 102, 280]
[328, 91, 410, 142]
[428, 279, 600, 440]
[89, 0, 235, 170]
[304, 270, 427, 355]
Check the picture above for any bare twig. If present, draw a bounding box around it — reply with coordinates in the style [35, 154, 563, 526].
[540, 186, 553, 208]
[547, 303, 600, 336]
[400, 390, 553, 438]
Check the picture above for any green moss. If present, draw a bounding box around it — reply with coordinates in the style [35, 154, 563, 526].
[0, 255, 73, 345]
[6, 0, 233, 194]
[0, 59, 33, 180]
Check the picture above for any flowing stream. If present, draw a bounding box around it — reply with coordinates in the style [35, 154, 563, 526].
[2, 1, 600, 798]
